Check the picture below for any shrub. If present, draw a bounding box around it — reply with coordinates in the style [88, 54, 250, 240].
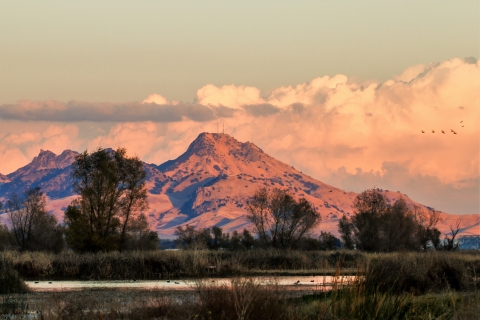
[0, 254, 29, 294]
[366, 252, 473, 294]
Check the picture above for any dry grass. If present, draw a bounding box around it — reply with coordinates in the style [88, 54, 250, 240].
[1, 279, 478, 319]
[3, 249, 367, 280]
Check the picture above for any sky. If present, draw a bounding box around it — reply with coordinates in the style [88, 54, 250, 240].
[0, 1, 479, 214]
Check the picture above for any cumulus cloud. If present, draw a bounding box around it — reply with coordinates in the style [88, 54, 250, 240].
[142, 93, 168, 105]
[0, 57, 478, 213]
[0, 124, 81, 174]
[196, 84, 264, 109]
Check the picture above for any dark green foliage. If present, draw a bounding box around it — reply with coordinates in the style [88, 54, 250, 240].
[344, 189, 441, 252]
[174, 224, 212, 249]
[230, 229, 256, 251]
[6, 187, 64, 253]
[338, 215, 354, 249]
[247, 188, 321, 249]
[175, 225, 255, 251]
[294, 233, 341, 251]
[0, 222, 13, 250]
[64, 148, 155, 252]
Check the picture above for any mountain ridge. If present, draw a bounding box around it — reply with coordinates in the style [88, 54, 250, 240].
[0, 133, 478, 239]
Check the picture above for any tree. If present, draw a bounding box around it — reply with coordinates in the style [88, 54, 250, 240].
[123, 213, 159, 251]
[174, 224, 212, 249]
[442, 219, 462, 251]
[380, 198, 420, 251]
[338, 215, 354, 249]
[0, 202, 13, 250]
[350, 189, 389, 251]
[319, 231, 340, 250]
[229, 229, 255, 251]
[6, 187, 64, 252]
[412, 205, 442, 250]
[247, 188, 321, 249]
[64, 148, 155, 252]
[346, 189, 440, 252]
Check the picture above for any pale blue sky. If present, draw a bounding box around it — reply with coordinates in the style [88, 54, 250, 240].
[1, 1, 478, 104]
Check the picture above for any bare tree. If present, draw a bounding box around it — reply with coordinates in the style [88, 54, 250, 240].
[6, 187, 64, 252]
[247, 188, 321, 249]
[443, 219, 462, 251]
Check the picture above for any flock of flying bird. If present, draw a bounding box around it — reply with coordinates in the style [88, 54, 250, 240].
[422, 121, 464, 134]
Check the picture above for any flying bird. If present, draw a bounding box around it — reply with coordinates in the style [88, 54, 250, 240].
[460, 121, 463, 123]
[431, 130, 435, 133]
[462, 125, 464, 127]
[421, 130, 425, 133]
[452, 130, 457, 134]
[451, 129, 454, 132]
[441, 130, 445, 134]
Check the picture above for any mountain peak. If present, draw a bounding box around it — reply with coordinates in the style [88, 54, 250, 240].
[7, 149, 78, 181]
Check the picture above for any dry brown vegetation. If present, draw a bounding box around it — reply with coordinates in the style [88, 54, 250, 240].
[2, 249, 367, 280]
[1, 250, 479, 319]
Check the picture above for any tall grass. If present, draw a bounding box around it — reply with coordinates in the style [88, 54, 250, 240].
[2, 249, 367, 280]
[2, 277, 478, 319]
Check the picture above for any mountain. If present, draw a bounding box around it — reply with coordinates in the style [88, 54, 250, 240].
[0, 149, 78, 200]
[0, 174, 10, 184]
[0, 133, 478, 239]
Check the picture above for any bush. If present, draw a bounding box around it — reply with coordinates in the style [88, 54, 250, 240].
[366, 252, 474, 294]
[0, 254, 29, 294]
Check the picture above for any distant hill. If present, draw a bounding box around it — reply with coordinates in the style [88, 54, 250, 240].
[1, 133, 478, 239]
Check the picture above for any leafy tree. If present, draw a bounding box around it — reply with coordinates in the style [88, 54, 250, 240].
[174, 224, 212, 249]
[229, 229, 255, 251]
[0, 202, 13, 250]
[123, 213, 159, 251]
[346, 189, 441, 252]
[211, 226, 230, 250]
[319, 231, 339, 250]
[247, 188, 321, 249]
[412, 205, 442, 250]
[64, 148, 156, 252]
[338, 215, 354, 249]
[350, 189, 388, 251]
[6, 187, 64, 252]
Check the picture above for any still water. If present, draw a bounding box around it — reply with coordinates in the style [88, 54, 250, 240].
[26, 275, 356, 291]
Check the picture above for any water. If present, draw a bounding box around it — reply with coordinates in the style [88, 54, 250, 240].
[26, 275, 356, 292]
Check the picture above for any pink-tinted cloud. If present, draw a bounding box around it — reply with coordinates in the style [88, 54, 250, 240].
[0, 124, 81, 174]
[0, 57, 478, 213]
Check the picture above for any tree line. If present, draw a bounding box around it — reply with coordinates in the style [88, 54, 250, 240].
[0, 147, 459, 253]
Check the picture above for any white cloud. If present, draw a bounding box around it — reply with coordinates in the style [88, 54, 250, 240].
[142, 94, 168, 105]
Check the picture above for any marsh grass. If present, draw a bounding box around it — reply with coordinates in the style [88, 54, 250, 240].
[4, 249, 367, 280]
[1, 250, 479, 318]
[2, 280, 478, 319]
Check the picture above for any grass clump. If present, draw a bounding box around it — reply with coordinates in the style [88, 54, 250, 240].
[366, 252, 477, 294]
